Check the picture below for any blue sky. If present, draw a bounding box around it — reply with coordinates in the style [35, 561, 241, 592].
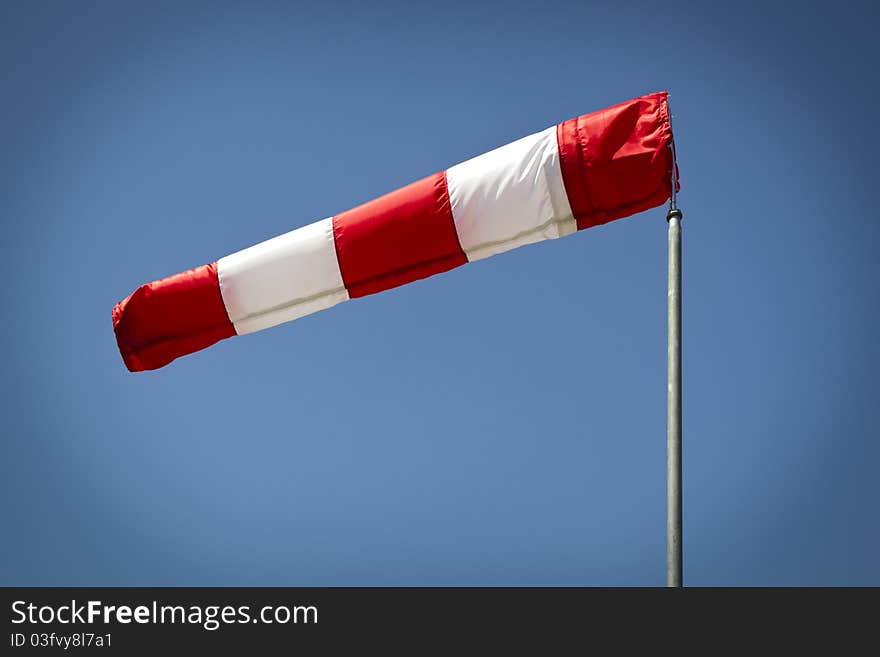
[1, 0, 877, 585]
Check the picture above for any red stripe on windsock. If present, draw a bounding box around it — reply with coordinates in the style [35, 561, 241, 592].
[112, 262, 235, 372]
[332, 171, 467, 298]
[557, 91, 674, 231]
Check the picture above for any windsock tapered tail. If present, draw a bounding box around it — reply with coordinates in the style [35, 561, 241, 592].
[113, 91, 677, 371]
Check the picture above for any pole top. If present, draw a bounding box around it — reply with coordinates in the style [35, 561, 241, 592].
[666, 208, 682, 223]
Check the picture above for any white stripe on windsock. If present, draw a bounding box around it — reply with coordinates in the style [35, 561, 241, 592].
[446, 126, 575, 262]
[217, 217, 348, 335]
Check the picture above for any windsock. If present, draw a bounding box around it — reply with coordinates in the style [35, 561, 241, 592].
[113, 91, 677, 371]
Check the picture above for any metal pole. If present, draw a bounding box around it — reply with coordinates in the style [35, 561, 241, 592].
[666, 204, 682, 587]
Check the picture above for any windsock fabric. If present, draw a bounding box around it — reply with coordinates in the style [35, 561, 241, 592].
[113, 91, 677, 371]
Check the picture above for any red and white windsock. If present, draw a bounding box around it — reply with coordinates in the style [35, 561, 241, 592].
[113, 91, 677, 371]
